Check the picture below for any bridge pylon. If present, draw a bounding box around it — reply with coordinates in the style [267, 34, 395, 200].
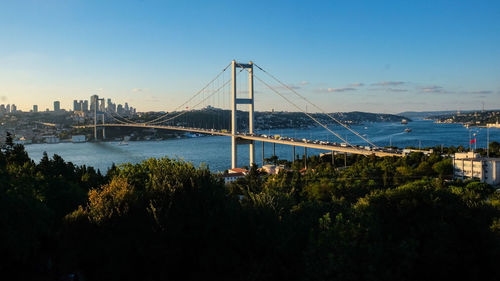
[231, 60, 255, 169]
[92, 95, 106, 141]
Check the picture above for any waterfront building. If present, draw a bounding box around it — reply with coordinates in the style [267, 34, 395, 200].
[487, 119, 500, 128]
[453, 152, 500, 186]
[43, 135, 60, 144]
[71, 135, 86, 143]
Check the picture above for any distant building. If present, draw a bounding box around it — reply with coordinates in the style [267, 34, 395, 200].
[100, 98, 106, 112]
[11, 104, 16, 113]
[43, 135, 60, 144]
[90, 95, 98, 112]
[73, 100, 81, 111]
[6, 104, 11, 113]
[54, 101, 60, 112]
[487, 118, 500, 129]
[82, 100, 89, 112]
[453, 152, 500, 186]
[33, 105, 38, 112]
[71, 135, 86, 143]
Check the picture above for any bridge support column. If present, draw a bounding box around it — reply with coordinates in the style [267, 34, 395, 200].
[293, 146, 295, 163]
[248, 62, 255, 166]
[262, 141, 265, 167]
[304, 147, 307, 169]
[94, 97, 97, 141]
[231, 60, 237, 169]
[102, 114, 106, 140]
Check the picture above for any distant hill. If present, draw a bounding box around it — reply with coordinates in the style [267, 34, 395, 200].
[397, 110, 478, 119]
[141, 108, 411, 130]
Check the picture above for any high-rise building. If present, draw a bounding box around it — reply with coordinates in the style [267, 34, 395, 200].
[100, 99, 105, 112]
[54, 101, 61, 112]
[0, 104, 5, 113]
[82, 100, 89, 112]
[11, 104, 16, 113]
[117, 104, 124, 114]
[73, 100, 81, 111]
[90, 95, 98, 112]
[6, 104, 10, 113]
[124, 102, 129, 112]
[33, 105, 38, 113]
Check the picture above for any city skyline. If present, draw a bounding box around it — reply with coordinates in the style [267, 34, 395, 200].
[1, 0, 499, 113]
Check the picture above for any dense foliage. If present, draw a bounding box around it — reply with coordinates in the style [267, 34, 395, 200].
[1, 133, 499, 281]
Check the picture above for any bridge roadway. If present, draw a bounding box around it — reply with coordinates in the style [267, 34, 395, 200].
[79, 123, 403, 157]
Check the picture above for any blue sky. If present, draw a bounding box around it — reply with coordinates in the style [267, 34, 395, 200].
[1, 0, 499, 113]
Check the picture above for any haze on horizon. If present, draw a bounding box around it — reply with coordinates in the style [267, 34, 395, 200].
[1, 0, 499, 114]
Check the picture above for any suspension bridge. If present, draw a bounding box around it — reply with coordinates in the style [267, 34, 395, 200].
[79, 60, 404, 169]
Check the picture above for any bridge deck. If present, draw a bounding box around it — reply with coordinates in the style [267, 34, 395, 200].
[77, 123, 403, 157]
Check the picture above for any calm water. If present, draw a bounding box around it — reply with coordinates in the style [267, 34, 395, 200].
[24, 120, 500, 173]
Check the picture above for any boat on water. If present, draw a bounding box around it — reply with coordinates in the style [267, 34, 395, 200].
[118, 136, 130, 145]
[401, 119, 408, 125]
[404, 128, 412, 133]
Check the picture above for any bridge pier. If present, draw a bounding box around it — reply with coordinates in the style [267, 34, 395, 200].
[304, 147, 307, 169]
[262, 141, 265, 167]
[102, 114, 106, 140]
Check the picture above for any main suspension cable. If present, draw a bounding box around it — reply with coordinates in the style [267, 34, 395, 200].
[253, 63, 378, 148]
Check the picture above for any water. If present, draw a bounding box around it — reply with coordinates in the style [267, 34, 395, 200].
[24, 120, 500, 173]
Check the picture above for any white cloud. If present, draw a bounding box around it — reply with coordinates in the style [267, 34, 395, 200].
[317, 87, 356, 93]
[470, 90, 493, 94]
[421, 85, 444, 93]
[372, 81, 405, 86]
[348, 82, 364, 87]
[387, 88, 408, 92]
[132, 88, 147, 93]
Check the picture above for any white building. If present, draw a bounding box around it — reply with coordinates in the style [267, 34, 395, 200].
[72, 135, 86, 143]
[453, 152, 500, 186]
[220, 168, 249, 184]
[43, 136, 60, 144]
[261, 164, 285, 175]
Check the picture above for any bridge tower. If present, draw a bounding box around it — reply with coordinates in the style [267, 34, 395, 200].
[92, 96, 106, 141]
[231, 60, 255, 169]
